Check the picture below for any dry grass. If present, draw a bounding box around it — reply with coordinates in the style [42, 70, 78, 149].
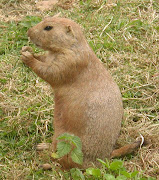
[0, 0, 159, 179]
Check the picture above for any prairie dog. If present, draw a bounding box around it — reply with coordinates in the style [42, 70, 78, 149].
[21, 17, 124, 169]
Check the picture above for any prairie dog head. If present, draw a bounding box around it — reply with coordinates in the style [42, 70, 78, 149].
[27, 17, 87, 51]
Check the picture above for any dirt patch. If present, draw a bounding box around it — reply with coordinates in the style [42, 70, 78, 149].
[0, 0, 75, 22]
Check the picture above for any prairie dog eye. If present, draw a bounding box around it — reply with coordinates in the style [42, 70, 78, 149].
[44, 26, 53, 31]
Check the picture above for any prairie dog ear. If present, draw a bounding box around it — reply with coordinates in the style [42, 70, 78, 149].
[66, 25, 74, 37]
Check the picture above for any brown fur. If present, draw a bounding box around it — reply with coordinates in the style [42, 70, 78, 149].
[111, 139, 142, 158]
[21, 17, 124, 170]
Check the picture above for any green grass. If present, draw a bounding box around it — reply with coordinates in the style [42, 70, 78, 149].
[0, 0, 159, 179]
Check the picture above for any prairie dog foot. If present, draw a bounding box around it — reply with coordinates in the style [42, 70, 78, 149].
[40, 163, 52, 170]
[36, 143, 51, 151]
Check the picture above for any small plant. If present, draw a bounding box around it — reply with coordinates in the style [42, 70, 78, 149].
[51, 133, 83, 165]
[70, 168, 85, 180]
[52, 134, 156, 180]
[85, 159, 156, 180]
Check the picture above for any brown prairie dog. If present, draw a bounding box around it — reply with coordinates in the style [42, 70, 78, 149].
[21, 17, 124, 169]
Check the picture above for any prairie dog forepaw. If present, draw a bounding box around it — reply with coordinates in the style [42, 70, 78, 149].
[21, 46, 33, 53]
[21, 48, 34, 65]
[21, 51, 33, 58]
[36, 143, 50, 151]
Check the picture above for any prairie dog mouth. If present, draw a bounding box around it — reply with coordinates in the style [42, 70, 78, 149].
[28, 37, 42, 48]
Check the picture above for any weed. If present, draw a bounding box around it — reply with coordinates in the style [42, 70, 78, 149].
[52, 133, 83, 165]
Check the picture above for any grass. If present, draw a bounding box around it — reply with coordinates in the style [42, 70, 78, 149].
[0, 0, 159, 179]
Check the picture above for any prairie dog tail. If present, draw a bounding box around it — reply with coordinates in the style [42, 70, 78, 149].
[111, 135, 144, 158]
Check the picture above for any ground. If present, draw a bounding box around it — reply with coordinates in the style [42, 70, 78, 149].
[0, 0, 159, 179]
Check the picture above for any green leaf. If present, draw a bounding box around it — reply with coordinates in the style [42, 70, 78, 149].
[70, 168, 85, 180]
[72, 135, 82, 149]
[131, 171, 139, 177]
[57, 141, 71, 158]
[86, 168, 101, 177]
[104, 174, 116, 180]
[57, 133, 74, 141]
[110, 160, 123, 171]
[51, 152, 59, 159]
[97, 158, 110, 168]
[97, 159, 107, 166]
[121, 171, 131, 178]
[57, 133, 82, 150]
[71, 148, 83, 165]
[116, 175, 127, 180]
